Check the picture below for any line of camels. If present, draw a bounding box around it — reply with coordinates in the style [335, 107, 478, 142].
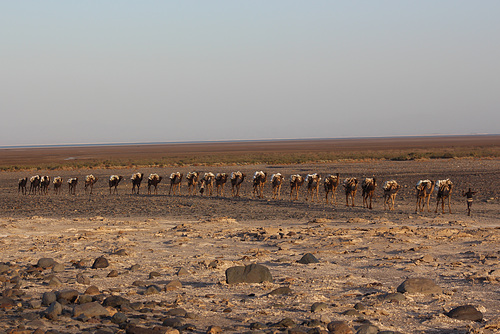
[18, 171, 454, 213]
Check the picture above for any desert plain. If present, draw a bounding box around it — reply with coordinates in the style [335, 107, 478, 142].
[0, 136, 499, 334]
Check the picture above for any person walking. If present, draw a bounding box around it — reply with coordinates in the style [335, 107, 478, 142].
[462, 188, 477, 216]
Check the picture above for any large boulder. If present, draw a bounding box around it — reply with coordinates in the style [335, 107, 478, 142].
[225, 264, 273, 284]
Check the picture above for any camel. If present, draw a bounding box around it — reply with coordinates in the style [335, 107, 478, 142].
[18, 177, 28, 195]
[324, 173, 340, 204]
[109, 175, 123, 194]
[361, 177, 377, 209]
[230, 171, 246, 197]
[131, 173, 144, 194]
[169, 172, 183, 195]
[147, 174, 162, 195]
[40, 176, 51, 195]
[305, 173, 322, 202]
[200, 172, 215, 196]
[252, 171, 267, 199]
[271, 173, 285, 200]
[186, 172, 200, 195]
[343, 177, 358, 207]
[215, 173, 229, 197]
[290, 174, 305, 201]
[415, 180, 435, 212]
[85, 174, 98, 194]
[382, 180, 401, 211]
[68, 177, 78, 195]
[29, 175, 41, 195]
[53, 177, 63, 195]
[435, 179, 453, 214]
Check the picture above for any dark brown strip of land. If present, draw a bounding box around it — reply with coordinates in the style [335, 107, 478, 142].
[1, 135, 499, 167]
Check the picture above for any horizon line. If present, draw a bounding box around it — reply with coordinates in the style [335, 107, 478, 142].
[0, 133, 498, 150]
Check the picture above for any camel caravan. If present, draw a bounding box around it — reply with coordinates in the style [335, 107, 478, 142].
[16, 170, 464, 214]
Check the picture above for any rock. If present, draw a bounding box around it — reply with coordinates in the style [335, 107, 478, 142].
[76, 274, 90, 285]
[132, 280, 147, 287]
[225, 264, 273, 284]
[149, 271, 161, 279]
[84, 286, 100, 295]
[297, 253, 319, 264]
[143, 285, 161, 295]
[165, 280, 182, 291]
[343, 309, 362, 317]
[77, 295, 93, 304]
[107, 270, 119, 277]
[129, 264, 141, 272]
[382, 292, 406, 302]
[42, 292, 57, 306]
[103, 296, 131, 308]
[162, 317, 184, 327]
[47, 276, 62, 287]
[274, 317, 295, 328]
[126, 324, 180, 334]
[311, 302, 328, 312]
[37, 258, 57, 269]
[269, 287, 292, 295]
[250, 322, 267, 330]
[44, 301, 62, 320]
[0, 296, 19, 309]
[111, 312, 128, 324]
[177, 267, 189, 276]
[56, 289, 79, 303]
[73, 301, 110, 318]
[206, 325, 222, 334]
[113, 249, 128, 256]
[354, 303, 367, 311]
[92, 256, 109, 269]
[396, 278, 442, 295]
[52, 263, 65, 273]
[446, 305, 483, 322]
[327, 321, 353, 334]
[356, 324, 379, 334]
[0, 263, 10, 274]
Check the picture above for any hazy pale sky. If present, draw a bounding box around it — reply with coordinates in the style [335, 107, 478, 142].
[1, 1, 499, 146]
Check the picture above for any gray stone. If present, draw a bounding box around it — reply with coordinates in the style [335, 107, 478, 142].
[225, 264, 273, 284]
[446, 305, 483, 322]
[73, 301, 110, 318]
[149, 271, 161, 279]
[37, 258, 57, 269]
[77, 295, 93, 304]
[165, 280, 182, 291]
[311, 302, 328, 312]
[297, 253, 320, 264]
[162, 317, 183, 327]
[177, 267, 189, 276]
[274, 317, 295, 328]
[383, 292, 406, 302]
[44, 301, 62, 320]
[76, 274, 90, 285]
[42, 292, 57, 306]
[47, 276, 62, 287]
[343, 309, 362, 317]
[397, 278, 442, 295]
[107, 270, 119, 277]
[269, 286, 292, 296]
[52, 263, 65, 273]
[327, 321, 353, 334]
[103, 295, 130, 308]
[129, 264, 141, 271]
[111, 312, 128, 324]
[92, 256, 109, 269]
[56, 289, 79, 303]
[166, 308, 187, 317]
[143, 285, 161, 295]
[356, 324, 379, 334]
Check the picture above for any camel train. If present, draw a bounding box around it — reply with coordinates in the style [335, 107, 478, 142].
[17, 170, 460, 214]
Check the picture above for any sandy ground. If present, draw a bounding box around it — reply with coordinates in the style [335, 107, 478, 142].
[0, 158, 499, 334]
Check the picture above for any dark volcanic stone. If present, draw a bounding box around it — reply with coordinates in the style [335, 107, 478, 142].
[56, 289, 79, 303]
[103, 295, 130, 308]
[397, 277, 442, 295]
[166, 307, 187, 317]
[327, 321, 353, 334]
[162, 317, 183, 327]
[92, 256, 109, 269]
[446, 305, 483, 321]
[84, 285, 100, 295]
[274, 317, 295, 328]
[297, 253, 319, 264]
[383, 292, 406, 302]
[311, 302, 328, 312]
[225, 264, 273, 284]
[356, 324, 379, 334]
[42, 291, 57, 306]
[107, 270, 119, 277]
[112, 312, 128, 324]
[76, 274, 90, 285]
[44, 301, 62, 320]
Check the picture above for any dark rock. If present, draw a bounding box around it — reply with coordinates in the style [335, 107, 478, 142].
[206, 325, 222, 334]
[42, 292, 57, 306]
[113, 249, 128, 256]
[297, 253, 319, 264]
[92, 256, 109, 269]
[225, 264, 273, 284]
[143, 285, 161, 295]
[37, 258, 57, 269]
[73, 301, 109, 318]
[311, 302, 328, 312]
[56, 289, 79, 303]
[397, 278, 442, 295]
[165, 279, 182, 291]
[133, 280, 147, 287]
[47, 276, 62, 287]
[354, 303, 367, 311]
[327, 321, 353, 334]
[103, 295, 130, 308]
[162, 317, 183, 327]
[0, 263, 10, 274]
[356, 324, 379, 334]
[77, 295, 93, 304]
[343, 309, 362, 317]
[149, 271, 161, 279]
[44, 301, 62, 320]
[250, 322, 267, 329]
[125, 324, 178, 334]
[382, 292, 406, 302]
[112, 312, 128, 324]
[274, 317, 295, 328]
[52, 263, 65, 273]
[269, 286, 292, 296]
[129, 264, 141, 271]
[446, 305, 483, 322]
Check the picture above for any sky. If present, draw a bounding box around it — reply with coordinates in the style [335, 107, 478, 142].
[1, 1, 499, 146]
